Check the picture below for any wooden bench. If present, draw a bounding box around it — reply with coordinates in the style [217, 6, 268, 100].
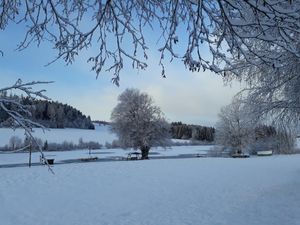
[80, 157, 98, 162]
[127, 152, 141, 160]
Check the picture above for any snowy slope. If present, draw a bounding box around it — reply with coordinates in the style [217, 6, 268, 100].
[0, 155, 300, 225]
[0, 124, 116, 147]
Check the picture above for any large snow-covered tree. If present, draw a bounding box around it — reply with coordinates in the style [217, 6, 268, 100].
[1, 1, 300, 85]
[110, 88, 170, 159]
[215, 96, 255, 154]
[216, 95, 296, 154]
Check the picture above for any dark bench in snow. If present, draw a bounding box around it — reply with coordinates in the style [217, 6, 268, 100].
[231, 153, 250, 158]
[40, 156, 55, 165]
[46, 159, 55, 164]
[80, 157, 98, 162]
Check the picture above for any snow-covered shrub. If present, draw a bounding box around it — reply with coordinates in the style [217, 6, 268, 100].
[208, 146, 230, 157]
[274, 130, 296, 154]
[8, 136, 23, 150]
[77, 138, 102, 150]
[247, 125, 296, 155]
[86, 141, 102, 150]
[23, 136, 43, 151]
[104, 140, 121, 149]
[110, 140, 120, 149]
[61, 141, 75, 150]
[105, 142, 112, 149]
[45, 141, 74, 151]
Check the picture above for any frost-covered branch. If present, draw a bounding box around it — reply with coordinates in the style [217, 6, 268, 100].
[0, 79, 54, 171]
[1, 1, 300, 84]
[233, 45, 300, 129]
[0, 79, 52, 99]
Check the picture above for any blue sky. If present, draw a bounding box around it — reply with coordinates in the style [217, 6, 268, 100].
[0, 20, 242, 126]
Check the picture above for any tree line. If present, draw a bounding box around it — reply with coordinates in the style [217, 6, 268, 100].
[0, 135, 102, 152]
[170, 122, 215, 142]
[0, 93, 94, 129]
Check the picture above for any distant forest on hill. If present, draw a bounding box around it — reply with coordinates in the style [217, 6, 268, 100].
[0, 94, 94, 129]
[92, 121, 216, 142]
[170, 122, 215, 142]
[0, 94, 216, 141]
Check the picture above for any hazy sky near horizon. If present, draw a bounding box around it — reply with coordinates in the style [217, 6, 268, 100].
[0, 22, 243, 126]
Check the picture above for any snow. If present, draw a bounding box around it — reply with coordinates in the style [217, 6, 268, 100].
[0, 155, 300, 225]
[0, 124, 116, 147]
[1, 126, 300, 224]
[0, 145, 213, 165]
[0, 124, 192, 148]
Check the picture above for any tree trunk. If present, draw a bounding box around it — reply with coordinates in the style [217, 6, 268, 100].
[140, 146, 150, 159]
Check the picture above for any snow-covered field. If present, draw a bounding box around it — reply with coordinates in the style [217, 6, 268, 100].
[1, 126, 300, 225]
[0, 124, 192, 148]
[1, 155, 300, 225]
[0, 124, 116, 146]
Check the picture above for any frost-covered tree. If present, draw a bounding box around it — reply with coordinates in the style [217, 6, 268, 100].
[231, 48, 300, 129]
[110, 88, 170, 159]
[225, 43, 300, 147]
[215, 97, 255, 154]
[1, 1, 300, 85]
[0, 79, 53, 167]
[250, 124, 296, 154]
[216, 95, 296, 154]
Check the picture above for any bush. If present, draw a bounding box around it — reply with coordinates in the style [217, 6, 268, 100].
[105, 142, 112, 149]
[8, 136, 23, 150]
[2, 136, 103, 152]
[208, 146, 232, 157]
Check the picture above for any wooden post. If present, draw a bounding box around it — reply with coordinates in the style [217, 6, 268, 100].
[29, 140, 32, 167]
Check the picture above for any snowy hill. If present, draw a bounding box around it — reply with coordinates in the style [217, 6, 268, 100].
[0, 97, 95, 129]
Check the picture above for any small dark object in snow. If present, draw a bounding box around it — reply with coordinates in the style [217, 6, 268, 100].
[46, 159, 55, 164]
[81, 157, 98, 162]
[231, 153, 250, 158]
